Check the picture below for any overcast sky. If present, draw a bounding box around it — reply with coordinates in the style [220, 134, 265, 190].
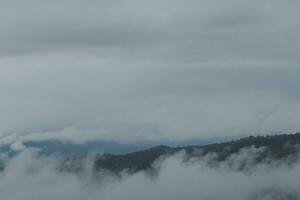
[0, 0, 300, 144]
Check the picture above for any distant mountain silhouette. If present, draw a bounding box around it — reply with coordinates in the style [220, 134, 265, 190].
[2, 133, 300, 173]
[92, 133, 300, 173]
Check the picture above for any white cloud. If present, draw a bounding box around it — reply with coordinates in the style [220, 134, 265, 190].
[0, 148, 300, 200]
[10, 142, 26, 151]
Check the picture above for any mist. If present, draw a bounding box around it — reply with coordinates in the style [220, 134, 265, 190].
[0, 147, 299, 200]
[1, 0, 300, 199]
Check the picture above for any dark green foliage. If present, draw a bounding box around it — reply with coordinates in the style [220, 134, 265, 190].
[94, 145, 176, 173]
[93, 133, 300, 173]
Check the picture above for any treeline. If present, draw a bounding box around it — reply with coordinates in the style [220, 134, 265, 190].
[93, 133, 300, 173]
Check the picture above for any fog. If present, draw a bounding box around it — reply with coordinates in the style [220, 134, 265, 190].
[1, 1, 299, 199]
[1, 148, 299, 200]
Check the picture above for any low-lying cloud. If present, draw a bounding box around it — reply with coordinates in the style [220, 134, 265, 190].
[1, 147, 300, 200]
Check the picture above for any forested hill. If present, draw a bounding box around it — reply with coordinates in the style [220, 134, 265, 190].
[93, 133, 300, 173]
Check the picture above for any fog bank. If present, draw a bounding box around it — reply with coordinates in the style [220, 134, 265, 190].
[1, 148, 300, 200]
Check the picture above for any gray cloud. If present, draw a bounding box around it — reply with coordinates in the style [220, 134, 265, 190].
[0, 0, 299, 143]
[1, 148, 300, 200]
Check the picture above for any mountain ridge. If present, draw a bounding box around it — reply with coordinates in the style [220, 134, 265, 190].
[93, 132, 300, 173]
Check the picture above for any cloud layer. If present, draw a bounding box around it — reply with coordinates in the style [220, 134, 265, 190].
[1, 148, 300, 200]
[0, 0, 300, 143]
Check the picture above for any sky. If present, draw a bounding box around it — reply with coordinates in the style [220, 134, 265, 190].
[0, 0, 300, 144]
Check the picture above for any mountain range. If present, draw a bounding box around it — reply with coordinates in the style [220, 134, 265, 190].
[60, 132, 300, 174]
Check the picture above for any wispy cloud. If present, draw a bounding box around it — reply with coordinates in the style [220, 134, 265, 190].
[1, 147, 300, 200]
